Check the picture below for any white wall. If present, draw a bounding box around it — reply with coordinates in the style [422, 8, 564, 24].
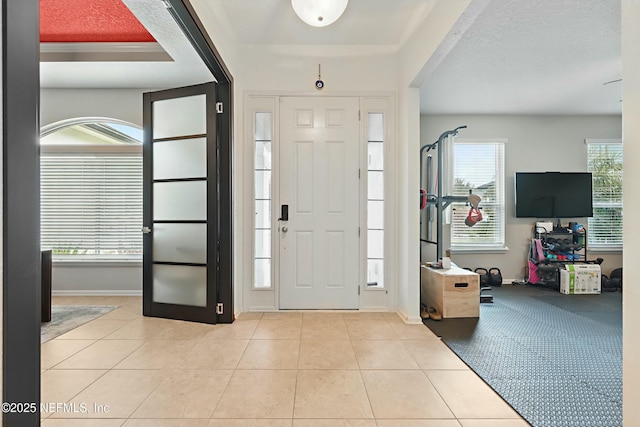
[622, 0, 639, 424]
[41, 88, 147, 295]
[420, 114, 623, 280]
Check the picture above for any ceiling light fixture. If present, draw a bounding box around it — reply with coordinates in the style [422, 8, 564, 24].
[291, 0, 348, 27]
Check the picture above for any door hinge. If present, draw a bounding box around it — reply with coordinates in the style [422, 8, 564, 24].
[358, 227, 361, 237]
[358, 285, 361, 295]
[358, 168, 361, 179]
[216, 102, 224, 114]
[161, 0, 171, 9]
[216, 303, 224, 315]
[358, 110, 361, 121]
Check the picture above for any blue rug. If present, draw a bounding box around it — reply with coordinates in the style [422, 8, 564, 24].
[41, 305, 119, 343]
[423, 285, 622, 427]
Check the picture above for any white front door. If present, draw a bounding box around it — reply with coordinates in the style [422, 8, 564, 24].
[279, 97, 361, 309]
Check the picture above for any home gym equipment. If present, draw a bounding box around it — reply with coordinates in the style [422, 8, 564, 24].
[488, 267, 503, 287]
[475, 268, 489, 287]
[420, 125, 482, 263]
[601, 267, 622, 292]
[466, 267, 493, 303]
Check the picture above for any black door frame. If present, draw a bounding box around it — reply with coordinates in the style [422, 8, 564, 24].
[2, 1, 234, 425]
[143, 82, 219, 324]
[3, 0, 42, 425]
[167, 0, 234, 324]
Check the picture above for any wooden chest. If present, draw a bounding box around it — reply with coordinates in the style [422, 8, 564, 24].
[420, 265, 480, 318]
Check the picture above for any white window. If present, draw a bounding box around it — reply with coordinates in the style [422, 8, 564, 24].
[586, 139, 622, 250]
[253, 112, 273, 289]
[367, 113, 384, 288]
[40, 120, 143, 259]
[450, 140, 505, 249]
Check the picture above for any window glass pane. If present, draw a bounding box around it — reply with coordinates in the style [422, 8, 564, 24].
[368, 230, 384, 259]
[256, 140, 272, 170]
[255, 112, 272, 141]
[255, 200, 271, 229]
[255, 170, 272, 200]
[367, 112, 385, 288]
[40, 120, 143, 258]
[368, 142, 383, 170]
[254, 112, 273, 289]
[451, 141, 505, 247]
[367, 259, 384, 288]
[587, 142, 623, 248]
[368, 200, 384, 230]
[368, 171, 384, 200]
[368, 113, 384, 142]
[254, 258, 271, 289]
[255, 229, 271, 258]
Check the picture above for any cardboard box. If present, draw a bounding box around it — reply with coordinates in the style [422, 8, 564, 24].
[560, 264, 601, 294]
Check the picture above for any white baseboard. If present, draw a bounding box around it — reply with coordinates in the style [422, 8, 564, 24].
[396, 308, 423, 324]
[52, 290, 142, 297]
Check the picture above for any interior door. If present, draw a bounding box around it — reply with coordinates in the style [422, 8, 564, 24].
[279, 96, 360, 309]
[143, 82, 218, 324]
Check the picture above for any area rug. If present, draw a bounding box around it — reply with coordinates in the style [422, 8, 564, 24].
[41, 305, 119, 343]
[423, 285, 622, 427]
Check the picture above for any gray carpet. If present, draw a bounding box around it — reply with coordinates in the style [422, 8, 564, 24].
[41, 305, 119, 343]
[423, 285, 622, 427]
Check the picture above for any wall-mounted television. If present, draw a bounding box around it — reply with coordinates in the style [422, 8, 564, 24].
[515, 172, 593, 218]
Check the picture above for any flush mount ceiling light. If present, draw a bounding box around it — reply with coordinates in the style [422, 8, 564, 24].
[291, 0, 348, 27]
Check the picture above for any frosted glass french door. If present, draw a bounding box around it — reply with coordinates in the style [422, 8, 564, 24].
[143, 83, 218, 324]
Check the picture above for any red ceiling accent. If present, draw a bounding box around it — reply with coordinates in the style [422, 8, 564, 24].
[40, 0, 156, 43]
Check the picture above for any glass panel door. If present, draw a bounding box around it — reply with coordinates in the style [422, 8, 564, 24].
[143, 82, 218, 324]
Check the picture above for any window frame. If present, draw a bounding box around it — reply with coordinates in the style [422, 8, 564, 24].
[449, 138, 507, 252]
[585, 138, 623, 251]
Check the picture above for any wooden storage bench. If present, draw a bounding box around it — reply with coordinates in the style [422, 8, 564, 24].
[420, 265, 480, 318]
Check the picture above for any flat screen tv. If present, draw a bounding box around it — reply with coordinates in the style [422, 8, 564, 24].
[515, 172, 593, 218]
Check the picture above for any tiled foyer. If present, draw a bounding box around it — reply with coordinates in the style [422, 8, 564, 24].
[40, 296, 529, 427]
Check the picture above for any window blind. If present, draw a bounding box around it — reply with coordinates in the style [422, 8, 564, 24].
[587, 142, 623, 248]
[450, 141, 505, 247]
[41, 153, 143, 257]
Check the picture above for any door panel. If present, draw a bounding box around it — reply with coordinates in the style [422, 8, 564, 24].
[153, 138, 207, 180]
[153, 181, 207, 221]
[143, 83, 218, 324]
[279, 97, 360, 309]
[152, 223, 207, 264]
[152, 265, 207, 307]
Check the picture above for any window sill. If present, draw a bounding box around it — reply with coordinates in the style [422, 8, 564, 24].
[587, 247, 622, 254]
[450, 246, 509, 254]
[52, 258, 142, 267]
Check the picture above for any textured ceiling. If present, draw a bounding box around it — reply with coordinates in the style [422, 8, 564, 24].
[419, 0, 622, 115]
[40, 0, 155, 42]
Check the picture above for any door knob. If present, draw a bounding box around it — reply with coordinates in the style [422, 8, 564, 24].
[142, 226, 152, 234]
[281, 226, 288, 233]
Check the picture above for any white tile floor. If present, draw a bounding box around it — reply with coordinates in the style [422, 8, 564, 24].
[40, 296, 530, 427]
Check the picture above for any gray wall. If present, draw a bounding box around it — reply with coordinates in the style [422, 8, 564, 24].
[420, 114, 623, 280]
[41, 88, 145, 127]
